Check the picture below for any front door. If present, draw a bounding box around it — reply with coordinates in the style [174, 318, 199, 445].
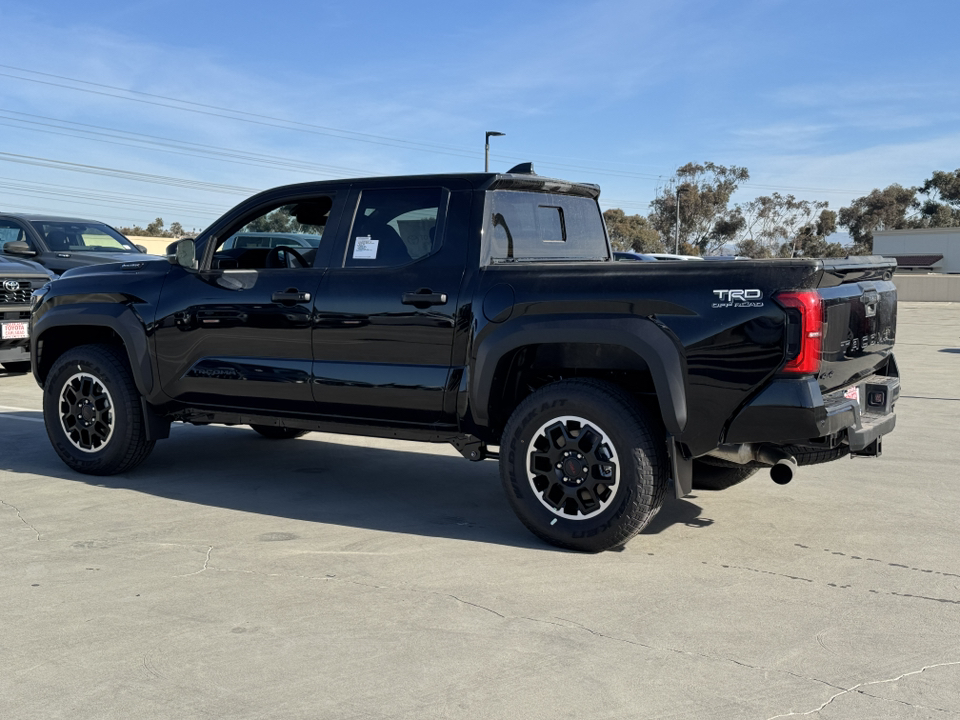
[154, 192, 343, 413]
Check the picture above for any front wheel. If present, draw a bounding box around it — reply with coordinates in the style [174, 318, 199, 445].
[43, 344, 155, 475]
[499, 379, 667, 553]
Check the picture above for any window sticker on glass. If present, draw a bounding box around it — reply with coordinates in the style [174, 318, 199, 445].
[353, 236, 379, 259]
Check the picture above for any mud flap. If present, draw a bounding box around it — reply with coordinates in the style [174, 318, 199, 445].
[668, 437, 693, 498]
[141, 398, 171, 441]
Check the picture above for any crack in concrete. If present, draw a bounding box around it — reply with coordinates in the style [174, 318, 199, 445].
[444, 594, 505, 618]
[210, 564, 506, 618]
[797, 544, 960, 580]
[552, 615, 844, 692]
[175, 546, 213, 577]
[193, 561, 503, 620]
[160, 556, 960, 708]
[0, 497, 41, 540]
[184, 563, 863, 698]
[766, 660, 960, 719]
[855, 688, 959, 715]
[705, 559, 960, 607]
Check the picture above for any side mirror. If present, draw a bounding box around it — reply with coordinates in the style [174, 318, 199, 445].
[135, 244, 148, 254]
[3, 240, 37, 257]
[167, 238, 198, 270]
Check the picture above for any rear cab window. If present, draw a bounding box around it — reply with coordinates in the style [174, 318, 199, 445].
[482, 191, 609, 264]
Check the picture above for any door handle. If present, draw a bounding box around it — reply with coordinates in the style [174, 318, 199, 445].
[272, 290, 311, 303]
[402, 289, 447, 306]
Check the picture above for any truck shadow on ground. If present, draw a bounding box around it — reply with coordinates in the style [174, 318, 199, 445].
[1, 416, 711, 550]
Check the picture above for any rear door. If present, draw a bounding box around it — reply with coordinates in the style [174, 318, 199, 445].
[310, 184, 470, 424]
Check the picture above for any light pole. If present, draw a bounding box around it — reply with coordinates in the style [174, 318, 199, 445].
[485, 131, 505, 172]
[674, 186, 689, 254]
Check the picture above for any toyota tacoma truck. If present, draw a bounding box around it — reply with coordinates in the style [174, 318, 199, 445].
[28, 167, 899, 552]
[1, 255, 54, 372]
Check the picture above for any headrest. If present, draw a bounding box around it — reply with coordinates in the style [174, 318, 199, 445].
[291, 198, 333, 226]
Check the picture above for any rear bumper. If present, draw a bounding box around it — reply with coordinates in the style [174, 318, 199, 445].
[823, 375, 899, 450]
[725, 361, 899, 450]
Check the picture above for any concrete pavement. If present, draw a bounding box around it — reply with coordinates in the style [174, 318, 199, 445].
[1, 301, 958, 719]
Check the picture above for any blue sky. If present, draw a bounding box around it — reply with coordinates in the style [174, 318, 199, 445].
[1, 0, 958, 234]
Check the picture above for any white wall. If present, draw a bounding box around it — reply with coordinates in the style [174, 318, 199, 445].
[874, 228, 960, 273]
[893, 274, 960, 301]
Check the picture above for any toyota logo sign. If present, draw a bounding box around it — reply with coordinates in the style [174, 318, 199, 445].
[3, 280, 20, 292]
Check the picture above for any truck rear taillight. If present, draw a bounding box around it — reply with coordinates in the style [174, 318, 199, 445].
[776, 290, 823, 375]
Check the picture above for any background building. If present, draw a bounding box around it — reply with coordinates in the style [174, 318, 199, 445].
[873, 227, 960, 274]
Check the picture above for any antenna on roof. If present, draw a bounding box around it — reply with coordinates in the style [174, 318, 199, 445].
[506, 162, 535, 175]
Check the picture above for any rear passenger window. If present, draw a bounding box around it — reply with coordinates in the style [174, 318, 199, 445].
[345, 188, 442, 268]
[483, 191, 608, 263]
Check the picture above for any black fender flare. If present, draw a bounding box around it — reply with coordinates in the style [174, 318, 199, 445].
[471, 315, 688, 436]
[32, 302, 156, 399]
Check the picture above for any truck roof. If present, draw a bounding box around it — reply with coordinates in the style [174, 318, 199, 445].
[1, 212, 106, 224]
[257, 171, 602, 200]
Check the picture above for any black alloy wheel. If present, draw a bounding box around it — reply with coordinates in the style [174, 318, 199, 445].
[526, 415, 620, 519]
[500, 379, 667, 552]
[58, 371, 115, 452]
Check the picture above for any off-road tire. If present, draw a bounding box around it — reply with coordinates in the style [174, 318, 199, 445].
[2, 361, 31, 373]
[250, 425, 309, 440]
[43, 344, 155, 475]
[499, 379, 667, 553]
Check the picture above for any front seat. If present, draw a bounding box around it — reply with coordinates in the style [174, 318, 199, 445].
[45, 230, 71, 251]
[351, 217, 411, 266]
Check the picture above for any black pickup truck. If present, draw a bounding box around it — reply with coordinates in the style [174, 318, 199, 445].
[29, 168, 900, 551]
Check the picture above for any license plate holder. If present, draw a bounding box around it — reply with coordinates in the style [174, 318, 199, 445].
[1, 322, 29, 340]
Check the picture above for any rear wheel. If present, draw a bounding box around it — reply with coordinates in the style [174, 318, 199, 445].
[43, 344, 155, 475]
[499, 379, 667, 553]
[250, 425, 309, 439]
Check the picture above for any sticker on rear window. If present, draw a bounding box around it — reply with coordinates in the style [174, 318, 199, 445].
[353, 236, 379, 260]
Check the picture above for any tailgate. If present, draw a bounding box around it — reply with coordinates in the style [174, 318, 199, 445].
[816, 256, 897, 393]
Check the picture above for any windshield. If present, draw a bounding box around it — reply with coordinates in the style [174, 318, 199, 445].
[29, 221, 138, 253]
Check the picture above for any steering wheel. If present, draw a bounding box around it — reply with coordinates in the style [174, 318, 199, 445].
[265, 245, 309, 269]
